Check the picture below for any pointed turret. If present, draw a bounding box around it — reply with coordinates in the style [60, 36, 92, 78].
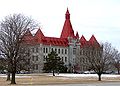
[24, 29, 33, 36]
[22, 29, 33, 44]
[60, 8, 75, 38]
[80, 35, 87, 42]
[76, 32, 79, 38]
[89, 35, 99, 46]
[34, 28, 44, 43]
[34, 28, 44, 38]
[80, 35, 87, 47]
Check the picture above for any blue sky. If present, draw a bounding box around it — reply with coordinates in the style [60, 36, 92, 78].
[0, 0, 120, 51]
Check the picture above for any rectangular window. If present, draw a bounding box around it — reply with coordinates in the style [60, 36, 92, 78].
[32, 56, 34, 61]
[43, 48, 45, 53]
[43, 56, 46, 61]
[36, 64, 38, 70]
[27, 49, 30, 56]
[32, 48, 34, 52]
[52, 48, 54, 52]
[55, 48, 57, 53]
[33, 65, 35, 70]
[36, 56, 38, 61]
[46, 48, 48, 53]
[58, 49, 60, 54]
[80, 51, 81, 55]
[65, 49, 67, 54]
[36, 47, 38, 52]
[62, 49, 64, 54]
[46, 56, 47, 61]
[61, 57, 63, 62]
[73, 48, 76, 54]
[65, 57, 67, 62]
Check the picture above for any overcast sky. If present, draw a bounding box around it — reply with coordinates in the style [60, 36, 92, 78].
[0, 0, 120, 51]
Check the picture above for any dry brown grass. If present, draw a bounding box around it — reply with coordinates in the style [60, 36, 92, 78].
[0, 74, 120, 86]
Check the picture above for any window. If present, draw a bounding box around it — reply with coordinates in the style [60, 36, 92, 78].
[80, 51, 82, 55]
[43, 56, 46, 61]
[33, 65, 35, 70]
[73, 48, 76, 54]
[61, 57, 63, 62]
[43, 48, 45, 53]
[36, 47, 38, 52]
[62, 49, 64, 54]
[65, 57, 67, 62]
[52, 48, 54, 51]
[35, 64, 38, 70]
[58, 49, 60, 54]
[65, 49, 67, 54]
[55, 48, 57, 53]
[32, 48, 34, 52]
[46, 48, 48, 53]
[32, 56, 34, 61]
[36, 56, 38, 61]
[83, 58, 85, 63]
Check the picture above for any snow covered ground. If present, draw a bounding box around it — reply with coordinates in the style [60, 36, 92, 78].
[49, 73, 120, 78]
[0, 74, 31, 78]
[0, 73, 120, 78]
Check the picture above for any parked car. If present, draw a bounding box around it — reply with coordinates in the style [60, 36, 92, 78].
[20, 70, 30, 74]
[84, 71, 90, 74]
[83, 71, 96, 74]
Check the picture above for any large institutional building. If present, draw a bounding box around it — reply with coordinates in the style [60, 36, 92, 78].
[23, 9, 101, 73]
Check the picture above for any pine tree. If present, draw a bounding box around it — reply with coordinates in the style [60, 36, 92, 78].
[43, 50, 66, 76]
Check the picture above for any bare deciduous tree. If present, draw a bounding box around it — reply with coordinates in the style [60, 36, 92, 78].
[0, 14, 37, 84]
[111, 49, 120, 74]
[86, 42, 116, 81]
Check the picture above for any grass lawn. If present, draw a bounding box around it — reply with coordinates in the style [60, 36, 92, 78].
[0, 73, 120, 86]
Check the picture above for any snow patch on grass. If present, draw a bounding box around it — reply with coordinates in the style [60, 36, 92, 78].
[50, 73, 120, 78]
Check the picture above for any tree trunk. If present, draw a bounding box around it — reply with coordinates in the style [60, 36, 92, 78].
[11, 72, 16, 84]
[6, 72, 10, 81]
[53, 70, 55, 76]
[118, 68, 120, 74]
[98, 73, 102, 81]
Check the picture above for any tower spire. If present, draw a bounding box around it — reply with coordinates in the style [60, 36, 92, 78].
[65, 8, 70, 19]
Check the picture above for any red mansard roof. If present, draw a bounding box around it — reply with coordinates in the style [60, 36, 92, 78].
[42, 37, 68, 46]
[60, 8, 75, 38]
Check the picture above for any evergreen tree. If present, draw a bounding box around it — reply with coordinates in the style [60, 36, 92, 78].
[43, 50, 66, 76]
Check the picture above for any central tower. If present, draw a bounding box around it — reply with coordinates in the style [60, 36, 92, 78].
[60, 8, 75, 38]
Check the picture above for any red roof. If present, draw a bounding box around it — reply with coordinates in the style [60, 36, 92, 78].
[34, 29, 45, 43]
[34, 28, 44, 38]
[42, 37, 68, 46]
[89, 35, 98, 44]
[60, 8, 75, 38]
[22, 9, 99, 48]
[89, 35, 100, 47]
[24, 29, 33, 36]
[80, 35, 87, 47]
[22, 29, 68, 46]
[22, 29, 33, 43]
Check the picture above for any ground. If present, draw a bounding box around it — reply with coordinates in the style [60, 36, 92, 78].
[0, 73, 120, 86]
